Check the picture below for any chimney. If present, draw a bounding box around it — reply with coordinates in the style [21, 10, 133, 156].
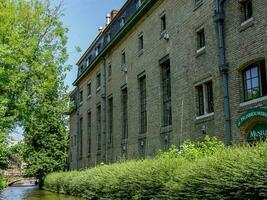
[106, 14, 111, 26]
[98, 26, 103, 32]
[111, 10, 119, 21]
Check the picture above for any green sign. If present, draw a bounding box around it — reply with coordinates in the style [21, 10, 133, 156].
[248, 124, 267, 140]
[236, 108, 267, 128]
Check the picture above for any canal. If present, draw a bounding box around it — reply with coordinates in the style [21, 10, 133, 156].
[0, 185, 84, 200]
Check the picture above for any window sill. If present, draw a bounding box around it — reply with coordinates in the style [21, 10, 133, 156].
[96, 87, 101, 93]
[240, 17, 254, 32]
[240, 96, 267, 107]
[196, 46, 206, 57]
[196, 112, 214, 120]
[87, 95, 92, 100]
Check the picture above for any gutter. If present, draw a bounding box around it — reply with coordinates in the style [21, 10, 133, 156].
[213, 0, 232, 145]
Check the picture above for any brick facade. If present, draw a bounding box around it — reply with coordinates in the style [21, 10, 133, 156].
[68, 0, 267, 170]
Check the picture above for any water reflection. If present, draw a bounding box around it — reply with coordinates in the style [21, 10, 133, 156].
[0, 185, 84, 200]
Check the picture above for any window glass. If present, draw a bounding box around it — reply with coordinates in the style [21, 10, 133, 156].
[161, 15, 166, 32]
[122, 88, 128, 139]
[139, 76, 147, 134]
[161, 59, 172, 126]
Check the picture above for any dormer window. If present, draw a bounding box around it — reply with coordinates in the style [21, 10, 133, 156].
[107, 33, 111, 43]
[136, 0, 144, 9]
[86, 56, 91, 67]
[95, 46, 99, 57]
[79, 65, 84, 75]
[120, 17, 125, 28]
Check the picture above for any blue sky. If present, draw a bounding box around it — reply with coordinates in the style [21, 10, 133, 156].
[58, 0, 126, 91]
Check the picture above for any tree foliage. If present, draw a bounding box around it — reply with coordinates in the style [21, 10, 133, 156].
[0, 0, 69, 185]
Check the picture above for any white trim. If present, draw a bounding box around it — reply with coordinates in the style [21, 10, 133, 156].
[87, 95, 92, 100]
[241, 17, 253, 27]
[196, 112, 214, 120]
[96, 87, 101, 93]
[240, 96, 267, 107]
[196, 46, 206, 54]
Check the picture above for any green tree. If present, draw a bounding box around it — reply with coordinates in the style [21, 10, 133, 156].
[0, 0, 69, 187]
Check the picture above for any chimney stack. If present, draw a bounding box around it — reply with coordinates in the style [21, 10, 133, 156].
[111, 10, 119, 21]
[98, 26, 103, 32]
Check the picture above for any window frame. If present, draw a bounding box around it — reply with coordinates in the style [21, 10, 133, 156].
[96, 72, 101, 90]
[161, 59, 172, 127]
[122, 51, 126, 65]
[196, 80, 214, 117]
[87, 111, 92, 155]
[122, 87, 128, 139]
[96, 105, 101, 151]
[139, 75, 147, 134]
[160, 14, 166, 33]
[108, 64, 112, 78]
[79, 90, 83, 104]
[197, 28, 205, 50]
[242, 62, 267, 102]
[240, 0, 253, 23]
[108, 97, 113, 146]
[79, 117, 83, 158]
[138, 34, 144, 52]
[87, 82, 91, 97]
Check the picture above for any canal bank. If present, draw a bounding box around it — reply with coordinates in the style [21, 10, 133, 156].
[0, 185, 84, 200]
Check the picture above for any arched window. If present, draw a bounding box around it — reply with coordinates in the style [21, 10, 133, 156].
[242, 60, 267, 101]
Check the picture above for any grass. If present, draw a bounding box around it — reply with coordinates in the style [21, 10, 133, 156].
[44, 138, 267, 199]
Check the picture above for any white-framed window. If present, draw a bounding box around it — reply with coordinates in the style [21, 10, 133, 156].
[138, 34, 144, 52]
[242, 61, 267, 101]
[196, 81, 214, 117]
[240, 0, 253, 23]
[197, 28, 205, 51]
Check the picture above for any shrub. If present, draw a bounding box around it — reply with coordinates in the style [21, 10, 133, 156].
[158, 135, 224, 160]
[44, 138, 267, 199]
[0, 175, 6, 190]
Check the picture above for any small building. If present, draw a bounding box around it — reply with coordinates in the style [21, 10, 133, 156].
[69, 0, 267, 170]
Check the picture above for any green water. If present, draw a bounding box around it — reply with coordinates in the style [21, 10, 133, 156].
[0, 185, 84, 200]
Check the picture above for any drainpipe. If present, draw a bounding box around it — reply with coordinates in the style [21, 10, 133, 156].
[213, 0, 232, 145]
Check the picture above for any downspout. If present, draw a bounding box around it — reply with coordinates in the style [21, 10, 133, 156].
[213, 0, 232, 145]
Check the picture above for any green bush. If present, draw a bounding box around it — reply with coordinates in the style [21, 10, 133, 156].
[0, 175, 6, 190]
[44, 138, 267, 199]
[158, 135, 225, 160]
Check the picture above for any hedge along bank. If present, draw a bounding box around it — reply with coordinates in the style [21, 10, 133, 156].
[44, 138, 267, 199]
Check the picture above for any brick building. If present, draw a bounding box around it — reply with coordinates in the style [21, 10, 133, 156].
[68, 0, 267, 170]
